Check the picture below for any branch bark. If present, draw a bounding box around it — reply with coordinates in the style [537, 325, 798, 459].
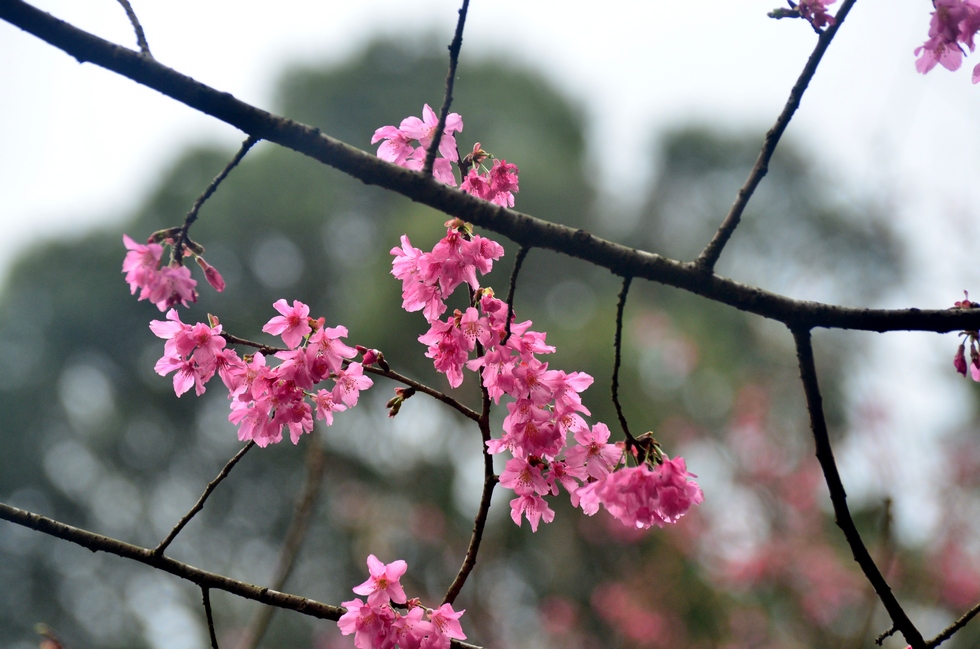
[792, 328, 924, 649]
[4, 0, 980, 334]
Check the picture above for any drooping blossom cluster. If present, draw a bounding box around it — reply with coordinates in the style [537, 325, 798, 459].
[338, 555, 466, 649]
[372, 106, 519, 207]
[390, 219, 703, 531]
[797, 0, 836, 29]
[122, 233, 225, 311]
[149, 298, 373, 447]
[952, 291, 980, 380]
[915, 0, 980, 83]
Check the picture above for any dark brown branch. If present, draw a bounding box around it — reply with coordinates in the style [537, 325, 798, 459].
[0, 500, 343, 618]
[202, 587, 220, 649]
[175, 135, 258, 262]
[792, 328, 924, 649]
[220, 332, 284, 356]
[6, 0, 980, 334]
[695, 0, 857, 272]
[114, 0, 150, 57]
[423, 0, 470, 177]
[154, 441, 255, 555]
[927, 600, 980, 648]
[611, 276, 637, 445]
[875, 626, 898, 646]
[0, 501, 485, 649]
[364, 365, 481, 423]
[239, 441, 327, 649]
[501, 245, 529, 344]
[443, 383, 497, 605]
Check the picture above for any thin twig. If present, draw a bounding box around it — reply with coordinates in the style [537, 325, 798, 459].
[443, 375, 497, 606]
[423, 0, 470, 177]
[8, 2, 980, 334]
[501, 245, 529, 344]
[220, 332, 284, 356]
[202, 587, 220, 649]
[853, 498, 895, 649]
[238, 441, 327, 649]
[154, 442, 255, 555]
[875, 626, 898, 646]
[792, 327, 924, 649]
[114, 0, 151, 57]
[694, 0, 857, 272]
[364, 365, 481, 423]
[175, 136, 258, 262]
[927, 600, 980, 648]
[611, 276, 637, 446]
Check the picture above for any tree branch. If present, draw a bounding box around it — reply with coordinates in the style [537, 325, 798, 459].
[927, 599, 980, 648]
[154, 441, 255, 555]
[175, 135, 258, 262]
[694, 0, 857, 272]
[114, 0, 150, 57]
[364, 365, 482, 423]
[442, 376, 497, 606]
[0, 501, 485, 648]
[501, 245, 529, 344]
[611, 275, 637, 446]
[423, 0, 470, 177]
[202, 587, 220, 649]
[4, 0, 980, 334]
[792, 327, 924, 649]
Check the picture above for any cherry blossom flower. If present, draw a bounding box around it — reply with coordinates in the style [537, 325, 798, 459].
[352, 554, 409, 606]
[262, 299, 312, 349]
[797, 0, 837, 29]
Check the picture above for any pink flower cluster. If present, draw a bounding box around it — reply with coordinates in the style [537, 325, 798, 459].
[915, 0, 980, 83]
[390, 222, 703, 531]
[338, 555, 466, 649]
[122, 234, 226, 311]
[372, 107, 519, 207]
[953, 292, 980, 380]
[798, 0, 836, 29]
[150, 299, 373, 447]
[372, 104, 463, 185]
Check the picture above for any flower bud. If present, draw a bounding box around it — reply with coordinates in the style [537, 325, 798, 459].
[196, 257, 225, 292]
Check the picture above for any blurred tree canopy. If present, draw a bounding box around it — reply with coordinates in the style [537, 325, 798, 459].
[0, 39, 914, 649]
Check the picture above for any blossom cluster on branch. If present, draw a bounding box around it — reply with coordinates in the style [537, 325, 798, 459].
[339, 555, 467, 649]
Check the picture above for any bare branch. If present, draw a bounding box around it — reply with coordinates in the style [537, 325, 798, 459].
[0, 501, 486, 648]
[154, 442, 255, 556]
[695, 0, 857, 272]
[175, 135, 258, 262]
[611, 275, 637, 446]
[5, 0, 980, 334]
[501, 245, 529, 344]
[443, 387, 497, 606]
[202, 587, 220, 649]
[423, 0, 470, 177]
[364, 364, 482, 423]
[114, 0, 150, 57]
[927, 599, 980, 648]
[792, 328, 924, 649]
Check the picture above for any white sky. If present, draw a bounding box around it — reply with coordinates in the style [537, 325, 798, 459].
[2, 0, 980, 542]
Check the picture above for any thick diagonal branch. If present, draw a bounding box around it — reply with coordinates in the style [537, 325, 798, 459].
[792, 328, 924, 649]
[695, 0, 857, 272]
[5, 0, 980, 334]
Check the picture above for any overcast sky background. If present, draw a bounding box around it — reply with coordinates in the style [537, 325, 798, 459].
[2, 0, 980, 542]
